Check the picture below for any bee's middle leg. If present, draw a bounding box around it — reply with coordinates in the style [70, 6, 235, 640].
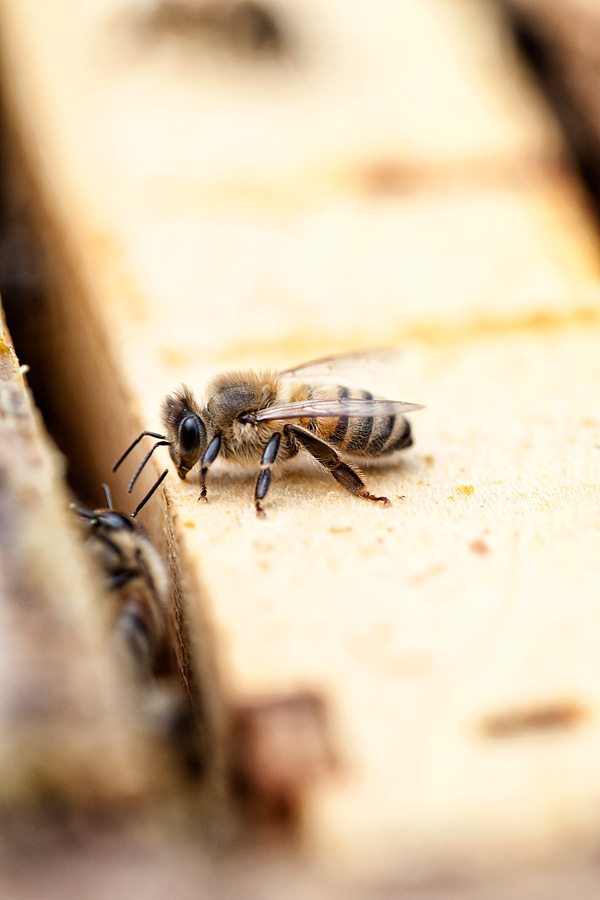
[254, 432, 282, 516]
[284, 424, 389, 504]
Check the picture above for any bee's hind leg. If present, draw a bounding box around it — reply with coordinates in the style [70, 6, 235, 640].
[284, 424, 390, 505]
[254, 432, 282, 517]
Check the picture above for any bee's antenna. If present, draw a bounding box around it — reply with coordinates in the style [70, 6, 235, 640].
[131, 469, 168, 518]
[101, 483, 113, 510]
[128, 442, 171, 494]
[113, 431, 167, 473]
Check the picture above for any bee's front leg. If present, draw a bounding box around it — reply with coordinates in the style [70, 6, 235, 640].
[198, 434, 221, 502]
[254, 432, 282, 517]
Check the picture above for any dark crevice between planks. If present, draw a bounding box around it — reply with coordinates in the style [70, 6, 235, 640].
[500, 0, 600, 221]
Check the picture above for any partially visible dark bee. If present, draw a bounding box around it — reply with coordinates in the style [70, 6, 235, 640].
[114, 349, 424, 516]
[74, 470, 169, 676]
[75, 473, 204, 776]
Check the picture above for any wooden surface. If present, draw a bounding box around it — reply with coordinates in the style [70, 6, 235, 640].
[2, 0, 600, 886]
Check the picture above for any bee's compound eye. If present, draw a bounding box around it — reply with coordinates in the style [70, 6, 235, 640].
[179, 415, 201, 455]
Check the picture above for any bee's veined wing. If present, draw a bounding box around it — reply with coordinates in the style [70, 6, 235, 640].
[253, 398, 425, 423]
[278, 348, 401, 382]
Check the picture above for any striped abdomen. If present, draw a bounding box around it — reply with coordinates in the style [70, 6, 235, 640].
[306, 384, 413, 459]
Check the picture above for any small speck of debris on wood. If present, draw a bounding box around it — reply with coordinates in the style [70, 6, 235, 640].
[469, 539, 489, 555]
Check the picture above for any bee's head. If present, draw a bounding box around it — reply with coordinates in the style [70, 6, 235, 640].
[95, 511, 136, 533]
[74, 505, 134, 535]
[161, 387, 208, 479]
[73, 506, 135, 567]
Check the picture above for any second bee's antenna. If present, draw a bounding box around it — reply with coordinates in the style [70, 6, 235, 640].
[131, 469, 169, 518]
[101, 483, 113, 510]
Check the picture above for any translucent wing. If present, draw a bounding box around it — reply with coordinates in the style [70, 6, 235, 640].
[278, 348, 401, 383]
[253, 398, 424, 423]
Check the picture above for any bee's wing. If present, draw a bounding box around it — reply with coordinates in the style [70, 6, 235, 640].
[254, 398, 424, 423]
[278, 348, 401, 383]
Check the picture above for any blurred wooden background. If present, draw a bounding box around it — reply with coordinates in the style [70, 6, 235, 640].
[2, 0, 600, 896]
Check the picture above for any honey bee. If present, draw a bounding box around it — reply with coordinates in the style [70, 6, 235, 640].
[74, 470, 169, 676]
[75, 475, 206, 774]
[114, 350, 424, 515]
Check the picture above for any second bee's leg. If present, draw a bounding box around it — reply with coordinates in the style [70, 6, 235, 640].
[284, 424, 390, 504]
[198, 434, 221, 501]
[254, 432, 282, 516]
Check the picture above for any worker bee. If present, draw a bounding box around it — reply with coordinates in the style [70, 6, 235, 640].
[114, 349, 424, 516]
[74, 470, 169, 676]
